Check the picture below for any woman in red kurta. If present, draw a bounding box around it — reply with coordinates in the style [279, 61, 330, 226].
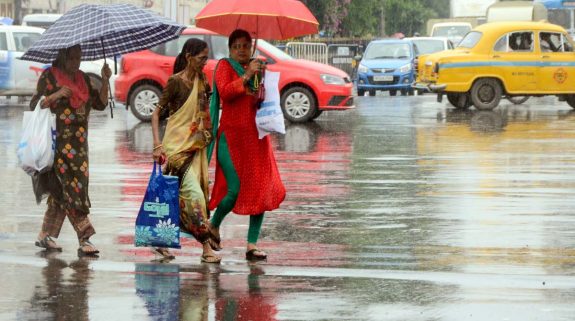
[208, 29, 286, 260]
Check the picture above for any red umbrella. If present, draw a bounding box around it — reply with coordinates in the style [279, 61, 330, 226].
[194, 0, 319, 40]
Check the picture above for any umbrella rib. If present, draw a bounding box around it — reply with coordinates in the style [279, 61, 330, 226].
[276, 16, 284, 40]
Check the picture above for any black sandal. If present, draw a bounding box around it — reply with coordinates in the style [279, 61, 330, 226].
[35, 236, 62, 252]
[78, 240, 99, 257]
[246, 249, 267, 261]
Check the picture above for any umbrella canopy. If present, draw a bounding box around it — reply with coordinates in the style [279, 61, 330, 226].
[195, 0, 319, 40]
[21, 3, 185, 63]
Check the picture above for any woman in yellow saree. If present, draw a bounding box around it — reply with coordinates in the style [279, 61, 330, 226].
[151, 38, 220, 263]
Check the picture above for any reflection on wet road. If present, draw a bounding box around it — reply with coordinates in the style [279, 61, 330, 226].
[1, 96, 574, 320]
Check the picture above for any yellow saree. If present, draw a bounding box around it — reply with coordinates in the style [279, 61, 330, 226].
[162, 76, 212, 242]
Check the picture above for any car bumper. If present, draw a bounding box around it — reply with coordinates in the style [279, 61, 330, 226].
[412, 82, 447, 93]
[356, 73, 414, 91]
[114, 76, 129, 103]
[317, 84, 355, 110]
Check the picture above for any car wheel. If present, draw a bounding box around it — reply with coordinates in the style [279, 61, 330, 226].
[446, 93, 472, 109]
[369, 90, 376, 96]
[506, 96, 530, 105]
[129, 84, 161, 122]
[311, 109, 323, 120]
[390, 90, 397, 96]
[566, 95, 575, 109]
[408, 89, 415, 96]
[357, 88, 365, 96]
[401, 89, 407, 96]
[281, 86, 317, 123]
[470, 78, 502, 110]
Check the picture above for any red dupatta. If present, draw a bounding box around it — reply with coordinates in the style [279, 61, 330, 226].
[51, 67, 89, 109]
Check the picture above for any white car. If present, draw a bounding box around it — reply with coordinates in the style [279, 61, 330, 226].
[404, 37, 454, 55]
[0, 25, 114, 97]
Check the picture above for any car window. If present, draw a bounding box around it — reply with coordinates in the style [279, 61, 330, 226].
[457, 31, 482, 49]
[540, 32, 562, 52]
[509, 32, 533, 52]
[561, 34, 574, 52]
[0, 32, 7, 50]
[150, 34, 205, 56]
[411, 39, 446, 55]
[210, 35, 229, 59]
[364, 43, 411, 60]
[493, 34, 508, 52]
[13, 32, 42, 52]
[432, 26, 470, 38]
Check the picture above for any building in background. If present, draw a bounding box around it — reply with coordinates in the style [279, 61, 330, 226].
[11, 0, 208, 25]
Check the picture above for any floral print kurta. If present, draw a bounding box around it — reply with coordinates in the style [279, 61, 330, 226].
[30, 68, 106, 213]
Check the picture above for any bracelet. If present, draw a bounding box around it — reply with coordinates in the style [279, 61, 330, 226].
[153, 144, 163, 151]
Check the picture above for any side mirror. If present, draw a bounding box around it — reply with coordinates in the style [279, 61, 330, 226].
[354, 54, 363, 61]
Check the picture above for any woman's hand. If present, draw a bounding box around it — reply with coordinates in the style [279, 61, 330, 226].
[245, 59, 263, 78]
[101, 63, 112, 80]
[153, 145, 166, 165]
[55, 86, 73, 100]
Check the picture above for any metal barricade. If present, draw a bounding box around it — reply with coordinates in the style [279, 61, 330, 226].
[285, 42, 328, 64]
[327, 44, 361, 77]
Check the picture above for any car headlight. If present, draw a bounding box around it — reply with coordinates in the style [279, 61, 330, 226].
[358, 64, 369, 74]
[320, 74, 346, 85]
[399, 63, 412, 73]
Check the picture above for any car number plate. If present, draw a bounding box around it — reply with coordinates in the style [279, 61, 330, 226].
[373, 75, 393, 81]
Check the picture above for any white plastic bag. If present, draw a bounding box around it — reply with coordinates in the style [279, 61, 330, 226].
[17, 98, 56, 175]
[256, 71, 285, 139]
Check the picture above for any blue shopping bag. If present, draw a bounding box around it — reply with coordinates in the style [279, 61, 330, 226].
[135, 162, 181, 249]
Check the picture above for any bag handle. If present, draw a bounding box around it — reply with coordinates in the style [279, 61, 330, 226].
[152, 161, 164, 177]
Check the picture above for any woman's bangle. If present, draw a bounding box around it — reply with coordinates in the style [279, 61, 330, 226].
[242, 74, 250, 83]
[153, 144, 163, 151]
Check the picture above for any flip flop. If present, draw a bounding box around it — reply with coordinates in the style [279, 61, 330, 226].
[151, 247, 175, 260]
[246, 249, 267, 261]
[35, 236, 62, 252]
[78, 240, 99, 257]
[201, 253, 221, 264]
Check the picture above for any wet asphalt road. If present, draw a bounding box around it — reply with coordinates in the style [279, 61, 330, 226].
[0, 95, 574, 321]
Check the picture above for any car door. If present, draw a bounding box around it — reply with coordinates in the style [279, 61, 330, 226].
[0, 30, 11, 90]
[491, 31, 538, 93]
[537, 31, 575, 93]
[11, 30, 46, 94]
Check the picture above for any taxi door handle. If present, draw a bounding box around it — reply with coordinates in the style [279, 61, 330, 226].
[542, 56, 550, 59]
[492, 55, 501, 58]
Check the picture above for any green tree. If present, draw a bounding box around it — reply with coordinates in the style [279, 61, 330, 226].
[383, 0, 436, 37]
[342, 0, 381, 37]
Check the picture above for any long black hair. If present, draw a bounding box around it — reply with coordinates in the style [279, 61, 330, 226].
[173, 38, 208, 74]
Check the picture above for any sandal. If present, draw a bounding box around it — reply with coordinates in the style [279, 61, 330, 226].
[201, 253, 221, 264]
[78, 239, 99, 257]
[152, 247, 175, 260]
[246, 249, 267, 261]
[35, 235, 62, 252]
[205, 222, 222, 251]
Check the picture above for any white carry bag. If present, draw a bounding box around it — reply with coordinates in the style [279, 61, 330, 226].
[255, 71, 286, 139]
[17, 98, 56, 175]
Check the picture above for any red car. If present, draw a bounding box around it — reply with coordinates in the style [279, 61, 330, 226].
[114, 27, 354, 123]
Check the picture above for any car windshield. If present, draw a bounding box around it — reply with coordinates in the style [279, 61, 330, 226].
[364, 43, 411, 60]
[411, 40, 446, 55]
[433, 26, 471, 37]
[457, 31, 482, 49]
[211, 36, 293, 61]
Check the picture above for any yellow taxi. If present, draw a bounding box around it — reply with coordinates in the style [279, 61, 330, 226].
[414, 21, 575, 110]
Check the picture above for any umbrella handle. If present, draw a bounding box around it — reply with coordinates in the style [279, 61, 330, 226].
[100, 37, 114, 118]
